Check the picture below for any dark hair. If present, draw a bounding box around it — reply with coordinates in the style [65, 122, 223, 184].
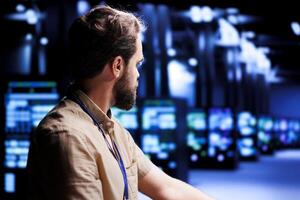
[68, 5, 145, 81]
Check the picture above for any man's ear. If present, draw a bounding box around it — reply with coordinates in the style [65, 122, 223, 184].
[111, 56, 124, 78]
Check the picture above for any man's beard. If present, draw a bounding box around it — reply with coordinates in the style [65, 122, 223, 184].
[113, 71, 137, 110]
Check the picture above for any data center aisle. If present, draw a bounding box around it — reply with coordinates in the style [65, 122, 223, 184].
[139, 150, 300, 200]
[190, 150, 300, 200]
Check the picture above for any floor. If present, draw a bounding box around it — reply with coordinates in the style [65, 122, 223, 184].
[139, 150, 300, 200]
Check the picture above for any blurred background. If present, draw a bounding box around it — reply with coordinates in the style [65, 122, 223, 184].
[1, 0, 300, 199]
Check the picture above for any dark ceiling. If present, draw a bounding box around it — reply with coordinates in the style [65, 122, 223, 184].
[1, 0, 299, 81]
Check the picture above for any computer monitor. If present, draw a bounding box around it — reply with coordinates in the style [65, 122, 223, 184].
[4, 139, 29, 169]
[141, 100, 177, 157]
[142, 104, 177, 131]
[139, 98, 187, 181]
[273, 118, 289, 148]
[209, 108, 233, 131]
[288, 120, 300, 132]
[237, 111, 258, 160]
[2, 80, 60, 195]
[273, 118, 288, 132]
[258, 116, 273, 132]
[237, 112, 256, 136]
[291, 120, 300, 147]
[186, 108, 208, 167]
[273, 118, 300, 148]
[5, 81, 59, 134]
[287, 119, 300, 147]
[4, 81, 59, 169]
[257, 116, 274, 154]
[207, 107, 237, 168]
[187, 109, 206, 131]
[111, 106, 138, 130]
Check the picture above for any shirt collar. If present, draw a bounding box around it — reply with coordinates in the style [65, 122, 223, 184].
[73, 90, 114, 134]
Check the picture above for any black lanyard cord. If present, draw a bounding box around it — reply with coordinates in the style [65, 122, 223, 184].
[67, 94, 129, 200]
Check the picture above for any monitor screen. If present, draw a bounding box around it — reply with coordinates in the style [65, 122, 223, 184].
[4, 81, 59, 169]
[237, 111, 257, 158]
[142, 100, 177, 131]
[273, 118, 289, 146]
[111, 106, 138, 130]
[273, 118, 300, 146]
[258, 117, 273, 131]
[5, 81, 59, 134]
[273, 118, 288, 132]
[186, 108, 207, 163]
[187, 109, 206, 131]
[140, 99, 179, 171]
[4, 139, 29, 169]
[237, 111, 256, 136]
[257, 116, 274, 153]
[207, 108, 235, 160]
[141, 134, 177, 160]
[209, 108, 233, 131]
[287, 120, 300, 145]
[288, 120, 300, 132]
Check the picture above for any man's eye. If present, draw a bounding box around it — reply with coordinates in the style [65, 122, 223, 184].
[136, 61, 143, 69]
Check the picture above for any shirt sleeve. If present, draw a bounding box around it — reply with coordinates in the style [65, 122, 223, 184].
[27, 127, 103, 200]
[126, 132, 155, 179]
[135, 144, 156, 178]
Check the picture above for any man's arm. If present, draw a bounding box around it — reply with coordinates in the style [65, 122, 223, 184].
[27, 128, 103, 200]
[139, 165, 215, 200]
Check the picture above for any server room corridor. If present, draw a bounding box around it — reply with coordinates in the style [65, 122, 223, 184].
[1, 1, 300, 200]
[140, 150, 300, 200]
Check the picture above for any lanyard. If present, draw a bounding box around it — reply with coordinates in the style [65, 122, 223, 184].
[68, 94, 129, 200]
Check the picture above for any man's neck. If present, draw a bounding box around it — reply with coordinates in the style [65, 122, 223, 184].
[89, 91, 112, 114]
[83, 83, 114, 115]
[77, 65, 116, 115]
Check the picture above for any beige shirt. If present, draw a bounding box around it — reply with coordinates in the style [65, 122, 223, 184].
[27, 90, 154, 200]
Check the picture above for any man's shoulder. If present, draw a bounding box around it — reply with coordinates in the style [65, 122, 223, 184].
[111, 116, 135, 145]
[111, 116, 131, 136]
[36, 98, 90, 135]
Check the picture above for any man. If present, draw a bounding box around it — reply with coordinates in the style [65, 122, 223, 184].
[27, 5, 214, 200]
